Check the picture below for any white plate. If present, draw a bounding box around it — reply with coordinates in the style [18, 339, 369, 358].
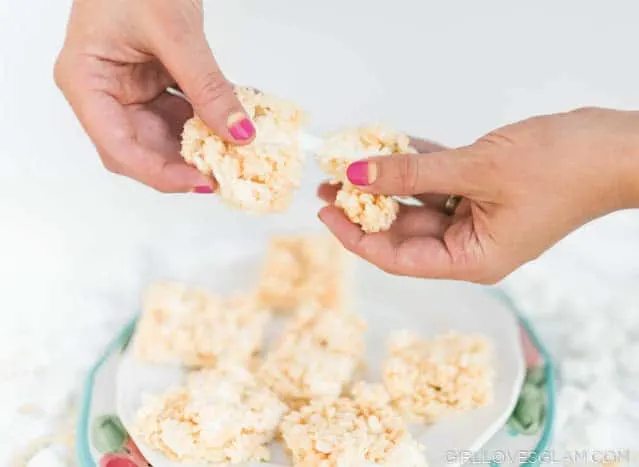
[116, 241, 525, 467]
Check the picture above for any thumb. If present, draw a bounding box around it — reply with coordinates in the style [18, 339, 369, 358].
[344, 148, 484, 197]
[154, 32, 255, 144]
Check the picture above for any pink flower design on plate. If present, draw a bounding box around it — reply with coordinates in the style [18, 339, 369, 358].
[520, 326, 543, 368]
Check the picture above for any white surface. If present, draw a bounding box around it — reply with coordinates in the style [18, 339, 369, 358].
[115, 246, 524, 467]
[1, 0, 639, 464]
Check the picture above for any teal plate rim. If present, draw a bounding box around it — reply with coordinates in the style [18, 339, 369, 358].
[76, 288, 556, 467]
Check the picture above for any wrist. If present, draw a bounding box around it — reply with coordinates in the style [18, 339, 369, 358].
[584, 107, 639, 211]
[617, 111, 639, 209]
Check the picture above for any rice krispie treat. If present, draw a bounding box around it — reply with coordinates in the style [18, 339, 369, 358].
[181, 87, 306, 213]
[280, 382, 427, 467]
[316, 124, 417, 233]
[382, 331, 494, 423]
[256, 235, 351, 313]
[334, 183, 400, 234]
[317, 124, 415, 182]
[134, 365, 287, 464]
[133, 281, 269, 368]
[258, 307, 366, 405]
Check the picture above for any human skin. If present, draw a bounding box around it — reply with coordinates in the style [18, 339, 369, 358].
[318, 108, 639, 284]
[54, 0, 255, 194]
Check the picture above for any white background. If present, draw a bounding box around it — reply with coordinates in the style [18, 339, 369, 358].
[1, 0, 639, 463]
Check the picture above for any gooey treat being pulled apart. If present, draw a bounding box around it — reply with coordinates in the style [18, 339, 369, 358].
[316, 124, 417, 233]
[181, 87, 306, 213]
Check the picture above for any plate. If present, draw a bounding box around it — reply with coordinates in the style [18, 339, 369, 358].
[116, 241, 525, 467]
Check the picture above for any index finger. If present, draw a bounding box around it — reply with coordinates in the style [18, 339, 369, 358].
[69, 87, 213, 193]
[318, 205, 461, 279]
[408, 136, 446, 154]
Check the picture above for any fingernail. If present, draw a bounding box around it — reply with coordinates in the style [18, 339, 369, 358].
[192, 185, 213, 194]
[227, 113, 255, 141]
[347, 161, 376, 186]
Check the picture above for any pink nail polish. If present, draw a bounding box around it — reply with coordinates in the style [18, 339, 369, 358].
[193, 185, 213, 194]
[228, 117, 256, 141]
[346, 161, 369, 185]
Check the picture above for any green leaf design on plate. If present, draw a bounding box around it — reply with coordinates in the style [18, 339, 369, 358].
[525, 366, 546, 387]
[507, 382, 546, 435]
[92, 414, 129, 454]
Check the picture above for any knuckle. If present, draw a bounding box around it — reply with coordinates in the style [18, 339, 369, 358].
[472, 152, 500, 179]
[572, 106, 598, 115]
[146, 166, 184, 194]
[375, 262, 398, 276]
[154, 2, 202, 43]
[396, 154, 420, 194]
[138, 171, 179, 193]
[194, 71, 232, 107]
[340, 236, 359, 254]
[458, 148, 501, 192]
[476, 275, 500, 286]
[341, 242, 359, 258]
[149, 182, 174, 194]
[469, 263, 506, 285]
[100, 155, 123, 175]
[476, 129, 517, 149]
[447, 248, 487, 283]
[53, 54, 67, 90]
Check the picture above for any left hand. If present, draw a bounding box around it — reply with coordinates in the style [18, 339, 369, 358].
[318, 108, 639, 284]
[55, 0, 253, 193]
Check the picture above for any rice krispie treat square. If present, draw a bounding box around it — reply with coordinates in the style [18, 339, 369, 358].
[256, 235, 351, 313]
[279, 382, 427, 467]
[134, 365, 287, 464]
[316, 125, 417, 233]
[133, 281, 269, 368]
[382, 331, 494, 423]
[181, 87, 306, 213]
[258, 307, 366, 405]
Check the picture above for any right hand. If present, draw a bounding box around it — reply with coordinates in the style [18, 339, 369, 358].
[319, 108, 639, 283]
[55, 0, 255, 193]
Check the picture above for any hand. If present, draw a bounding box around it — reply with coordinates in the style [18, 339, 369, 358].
[318, 108, 639, 283]
[55, 0, 255, 193]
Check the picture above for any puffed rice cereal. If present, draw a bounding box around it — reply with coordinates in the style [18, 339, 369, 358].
[259, 306, 366, 406]
[133, 281, 269, 368]
[181, 87, 306, 213]
[334, 183, 400, 234]
[382, 330, 494, 423]
[256, 235, 351, 312]
[134, 365, 287, 464]
[280, 382, 427, 466]
[316, 124, 416, 233]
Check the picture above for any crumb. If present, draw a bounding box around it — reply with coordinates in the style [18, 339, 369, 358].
[18, 404, 43, 416]
[259, 306, 366, 405]
[181, 87, 306, 213]
[382, 331, 494, 423]
[132, 281, 269, 368]
[134, 365, 287, 464]
[256, 235, 351, 312]
[335, 183, 399, 234]
[316, 124, 416, 233]
[280, 382, 427, 466]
